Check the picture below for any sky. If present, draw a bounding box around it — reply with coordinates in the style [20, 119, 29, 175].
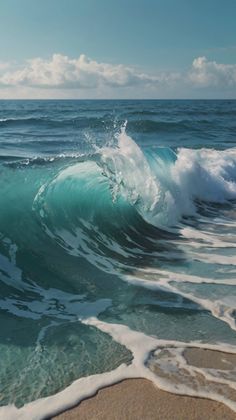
[0, 0, 236, 99]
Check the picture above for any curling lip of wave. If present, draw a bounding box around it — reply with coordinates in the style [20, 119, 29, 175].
[99, 125, 236, 227]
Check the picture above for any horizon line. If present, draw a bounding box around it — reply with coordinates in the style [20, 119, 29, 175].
[0, 98, 236, 101]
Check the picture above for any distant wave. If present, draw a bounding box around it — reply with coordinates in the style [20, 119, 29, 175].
[0, 116, 117, 129]
[0, 116, 216, 133]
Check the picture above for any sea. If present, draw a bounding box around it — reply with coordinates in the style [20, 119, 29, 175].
[0, 99, 236, 419]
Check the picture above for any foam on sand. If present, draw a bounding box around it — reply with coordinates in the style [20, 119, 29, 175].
[1, 316, 236, 420]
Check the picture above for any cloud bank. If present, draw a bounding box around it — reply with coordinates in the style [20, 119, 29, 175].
[0, 54, 166, 89]
[0, 54, 235, 98]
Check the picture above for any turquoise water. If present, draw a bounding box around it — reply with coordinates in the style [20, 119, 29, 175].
[0, 100, 236, 409]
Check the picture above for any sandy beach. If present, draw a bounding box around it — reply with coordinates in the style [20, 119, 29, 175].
[53, 348, 236, 420]
[53, 378, 235, 420]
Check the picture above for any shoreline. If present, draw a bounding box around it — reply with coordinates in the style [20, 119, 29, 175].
[1, 331, 236, 419]
[53, 347, 236, 420]
[53, 378, 235, 420]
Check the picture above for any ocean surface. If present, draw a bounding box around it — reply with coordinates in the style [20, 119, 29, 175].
[0, 100, 236, 418]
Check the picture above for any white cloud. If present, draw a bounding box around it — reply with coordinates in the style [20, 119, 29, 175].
[0, 53, 169, 89]
[189, 56, 236, 87]
[0, 54, 235, 98]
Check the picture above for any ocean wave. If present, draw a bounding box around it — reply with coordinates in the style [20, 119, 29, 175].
[127, 119, 213, 133]
[0, 115, 118, 130]
[30, 124, 236, 278]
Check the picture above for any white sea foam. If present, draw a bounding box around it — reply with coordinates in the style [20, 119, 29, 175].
[181, 226, 236, 249]
[100, 126, 236, 228]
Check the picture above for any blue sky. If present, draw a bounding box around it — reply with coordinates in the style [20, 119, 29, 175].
[0, 0, 236, 98]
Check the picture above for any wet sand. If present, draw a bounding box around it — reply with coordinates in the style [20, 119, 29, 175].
[53, 378, 235, 420]
[184, 347, 236, 370]
[53, 347, 236, 420]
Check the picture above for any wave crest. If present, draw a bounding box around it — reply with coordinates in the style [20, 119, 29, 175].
[32, 124, 236, 271]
